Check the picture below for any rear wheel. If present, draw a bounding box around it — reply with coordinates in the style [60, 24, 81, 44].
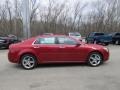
[20, 54, 37, 70]
[88, 52, 103, 67]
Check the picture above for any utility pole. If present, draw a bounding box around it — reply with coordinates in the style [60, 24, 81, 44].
[117, 0, 120, 15]
[14, 0, 17, 36]
[22, 0, 31, 39]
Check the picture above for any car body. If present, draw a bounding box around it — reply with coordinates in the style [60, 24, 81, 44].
[0, 35, 21, 49]
[68, 32, 82, 41]
[86, 32, 112, 46]
[8, 35, 109, 69]
[110, 32, 120, 45]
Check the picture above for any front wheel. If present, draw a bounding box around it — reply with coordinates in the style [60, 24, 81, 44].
[88, 52, 103, 67]
[20, 54, 37, 70]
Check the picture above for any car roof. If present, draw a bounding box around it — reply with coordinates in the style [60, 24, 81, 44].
[22, 35, 80, 44]
[39, 34, 66, 37]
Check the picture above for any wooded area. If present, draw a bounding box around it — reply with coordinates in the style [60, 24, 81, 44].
[0, 0, 120, 38]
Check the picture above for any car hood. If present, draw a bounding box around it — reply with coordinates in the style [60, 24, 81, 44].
[82, 43, 104, 49]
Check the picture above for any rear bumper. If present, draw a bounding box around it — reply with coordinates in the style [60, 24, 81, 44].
[8, 51, 19, 63]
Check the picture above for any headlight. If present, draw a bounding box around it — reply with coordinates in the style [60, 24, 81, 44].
[103, 47, 109, 52]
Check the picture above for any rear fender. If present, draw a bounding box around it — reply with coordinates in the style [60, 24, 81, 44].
[18, 49, 40, 64]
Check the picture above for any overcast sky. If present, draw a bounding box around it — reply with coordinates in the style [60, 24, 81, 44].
[0, 0, 97, 5]
[40, 0, 98, 13]
[0, 0, 99, 17]
[40, 0, 97, 6]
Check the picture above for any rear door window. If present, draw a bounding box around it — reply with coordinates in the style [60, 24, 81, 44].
[34, 37, 56, 44]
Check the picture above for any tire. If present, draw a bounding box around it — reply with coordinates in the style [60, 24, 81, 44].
[88, 52, 103, 67]
[20, 54, 37, 70]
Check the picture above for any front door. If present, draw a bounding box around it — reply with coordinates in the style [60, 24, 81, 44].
[57, 37, 84, 62]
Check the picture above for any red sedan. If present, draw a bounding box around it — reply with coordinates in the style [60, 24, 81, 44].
[8, 35, 109, 69]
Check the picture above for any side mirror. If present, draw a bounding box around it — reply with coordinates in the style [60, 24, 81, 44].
[76, 43, 81, 46]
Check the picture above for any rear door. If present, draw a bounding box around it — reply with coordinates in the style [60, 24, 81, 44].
[33, 37, 61, 63]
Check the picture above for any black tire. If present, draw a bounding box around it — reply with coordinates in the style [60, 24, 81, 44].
[20, 54, 37, 70]
[112, 41, 115, 44]
[88, 52, 103, 67]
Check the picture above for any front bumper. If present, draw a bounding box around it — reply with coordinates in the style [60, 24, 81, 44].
[102, 49, 110, 61]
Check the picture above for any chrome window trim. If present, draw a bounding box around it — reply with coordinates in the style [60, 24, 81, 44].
[32, 37, 56, 45]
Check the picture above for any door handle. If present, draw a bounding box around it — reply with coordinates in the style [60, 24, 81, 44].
[59, 46, 65, 48]
[33, 46, 40, 48]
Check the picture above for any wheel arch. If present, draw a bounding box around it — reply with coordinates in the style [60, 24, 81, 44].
[86, 50, 104, 61]
[18, 51, 39, 64]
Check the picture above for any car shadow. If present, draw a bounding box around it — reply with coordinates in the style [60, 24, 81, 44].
[37, 63, 87, 69]
[12, 63, 87, 70]
[12, 62, 109, 70]
[11, 64, 23, 70]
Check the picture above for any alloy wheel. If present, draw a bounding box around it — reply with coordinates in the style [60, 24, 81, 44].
[88, 53, 102, 66]
[21, 55, 36, 69]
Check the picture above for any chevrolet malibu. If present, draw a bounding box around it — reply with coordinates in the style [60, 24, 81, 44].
[8, 35, 109, 69]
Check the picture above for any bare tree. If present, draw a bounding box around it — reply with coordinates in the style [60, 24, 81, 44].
[5, 0, 13, 34]
[0, 0, 119, 38]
